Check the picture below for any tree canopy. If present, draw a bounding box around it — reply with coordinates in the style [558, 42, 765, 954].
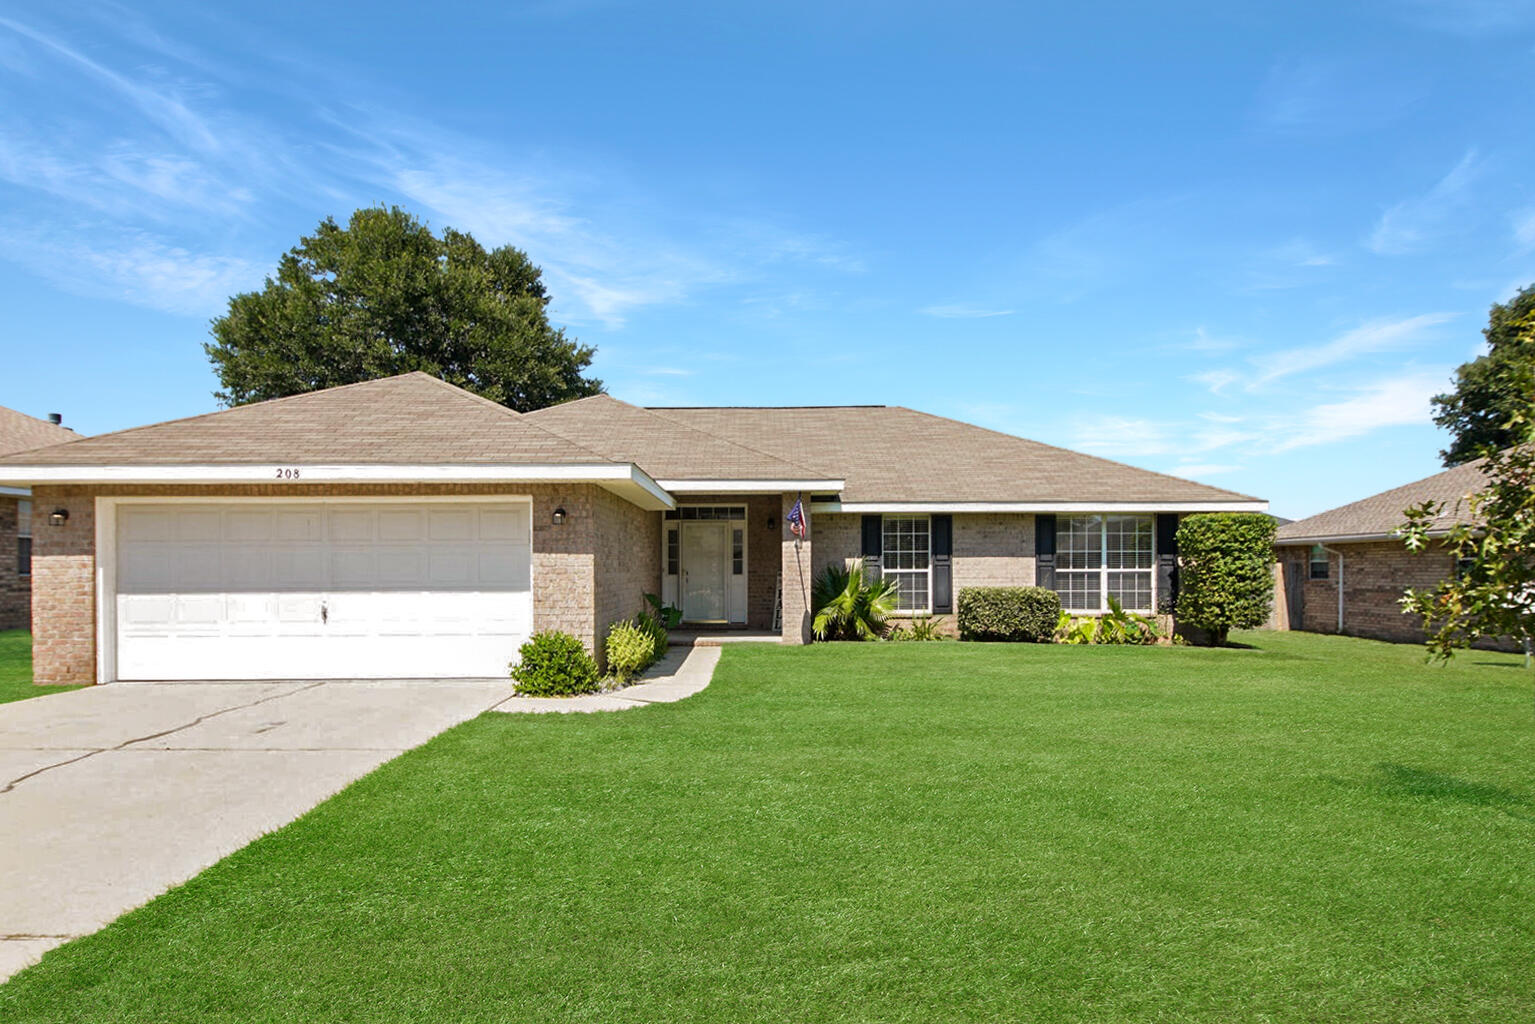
[1431, 284, 1535, 466]
[205, 206, 602, 410]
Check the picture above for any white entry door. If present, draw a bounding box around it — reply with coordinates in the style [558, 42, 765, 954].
[680, 521, 729, 622]
[112, 501, 533, 680]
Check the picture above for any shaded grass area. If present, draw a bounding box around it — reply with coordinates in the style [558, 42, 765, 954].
[0, 631, 82, 704]
[3, 631, 1534, 1021]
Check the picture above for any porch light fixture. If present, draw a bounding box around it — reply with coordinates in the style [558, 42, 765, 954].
[49, 508, 69, 527]
[551, 506, 567, 526]
[767, 514, 777, 529]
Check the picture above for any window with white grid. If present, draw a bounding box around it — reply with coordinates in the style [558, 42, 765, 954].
[1055, 514, 1154, 613]
[882, 516, 930, 613]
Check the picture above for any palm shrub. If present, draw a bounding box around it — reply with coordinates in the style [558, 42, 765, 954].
[510, 631, 601, 696]
[812, 559, 900, 641]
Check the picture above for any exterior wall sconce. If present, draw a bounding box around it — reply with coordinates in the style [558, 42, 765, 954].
[49, 508, 69, 527]
[552, 506, 567, 526]
[767, 515, 777, 530]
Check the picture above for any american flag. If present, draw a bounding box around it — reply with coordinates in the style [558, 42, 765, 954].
[786, 497, 806, 539]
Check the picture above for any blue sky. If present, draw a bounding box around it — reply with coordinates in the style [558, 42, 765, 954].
[2, 1, 1534, 518]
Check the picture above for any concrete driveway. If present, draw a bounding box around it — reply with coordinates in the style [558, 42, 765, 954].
[0, 677, 515, 982]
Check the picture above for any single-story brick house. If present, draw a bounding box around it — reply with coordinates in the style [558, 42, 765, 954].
[0, 373, 1265, 685]
[1272, 459, 1487, 642]
[0, 406, 80, 631]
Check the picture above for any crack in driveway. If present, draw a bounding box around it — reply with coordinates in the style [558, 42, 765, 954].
[0, 682, 323, 794]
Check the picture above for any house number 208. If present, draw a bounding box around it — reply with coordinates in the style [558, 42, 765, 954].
[275, 468, 300, 480]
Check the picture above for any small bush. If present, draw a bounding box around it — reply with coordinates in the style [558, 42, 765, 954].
[510, 631, 601, 696]
[1175, 513, 1277, 645]
[958, 587, 1062, 642]
[606, 620, 660, 684]
[887, 616, 951, 642]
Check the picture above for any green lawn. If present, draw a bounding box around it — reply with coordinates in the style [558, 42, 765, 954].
[0, 631, 82, 704]
[3, 632, 1533, 1021]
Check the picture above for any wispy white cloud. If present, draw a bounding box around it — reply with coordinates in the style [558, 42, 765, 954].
[1269, 370, 1448, 451]
[919, 305, 1014, 319]
[1513, 208, 1535, 251]
[0, 227, 263, 316]
[1248, 313, 1456, 387]
[1368, 150, 1483, 255]
[1190, 369, 1239, 395]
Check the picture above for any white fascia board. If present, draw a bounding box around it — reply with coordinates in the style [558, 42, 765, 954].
[0, 485, 27, 496]
[832, 500, 1270, 514]
[655, 479, 845, 493]
[0, 463, 677, 510]
[1274, 530, 1435, 546]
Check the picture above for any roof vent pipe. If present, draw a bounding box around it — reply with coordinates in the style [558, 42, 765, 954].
[48, 413, 62, 425]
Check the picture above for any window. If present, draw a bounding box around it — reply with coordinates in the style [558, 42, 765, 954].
[16, 499, 30, 577]
[1309, 544, 1329, 580]
[666, 526, 679, 576]
[664, 506, 747, 521]
[1055, 514, 1154, 613]
[732, 528, 744, 575]
[882, 515, 930, 612]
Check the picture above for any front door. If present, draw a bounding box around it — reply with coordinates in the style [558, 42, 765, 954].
[681, 522, 729, 622]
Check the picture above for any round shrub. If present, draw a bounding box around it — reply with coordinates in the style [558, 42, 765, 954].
[1175, 513, 1277, 645]
[605, 619, 659, 684]
[510, 631, 600, 696]
[957, 586, 1062, 642]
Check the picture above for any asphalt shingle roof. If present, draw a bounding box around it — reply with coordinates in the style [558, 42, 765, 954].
[1275, 459, 1489, 543]
[0, 406, 79, 457]
[649, 405, 1261, 504]
[521, 394, 827, 481]
[0, 373, 612, 467]
[0, 374, 1267, 505]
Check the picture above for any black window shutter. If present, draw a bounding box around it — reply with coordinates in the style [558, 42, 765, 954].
[861, 515, 883, 579]
[931, 514, 953, 614]
[1035, 514, 1056, 591]
[1156, 513, 1179, 613]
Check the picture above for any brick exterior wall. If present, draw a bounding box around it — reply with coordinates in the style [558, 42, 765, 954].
[592, 487, 661, 657]
[30, 488, 94, 686]
[0, 496, 27, 632]
[1274, 540, 1455, 643]
[812, 511, 1039, 633]
[27, 482, 662, 685]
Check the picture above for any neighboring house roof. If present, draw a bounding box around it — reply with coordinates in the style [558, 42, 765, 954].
[522, 394, 834, 486]
[0, 405, 79, 457]
[0, 373, 1266, 510]
[650, 405, 1261, 507]
[1275, 459, 1489, 545]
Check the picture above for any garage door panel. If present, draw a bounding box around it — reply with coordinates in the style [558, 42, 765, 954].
[115, 502, 532, 680]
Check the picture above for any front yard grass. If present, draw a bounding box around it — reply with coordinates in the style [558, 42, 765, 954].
[0, 631, 82, 704]
[3, 631, 1533, 1021]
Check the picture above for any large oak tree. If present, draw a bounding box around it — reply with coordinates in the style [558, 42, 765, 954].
[206, 206, 602, 410]
[1432, 284, 1535, 466]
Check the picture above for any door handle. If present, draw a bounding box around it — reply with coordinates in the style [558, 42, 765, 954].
[321, 601, 328, 625]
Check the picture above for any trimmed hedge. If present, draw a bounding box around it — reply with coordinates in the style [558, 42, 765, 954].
[1175, 513, 1277, 645]
[957, 586, 1062, 642]
[510, 631, 601, 696]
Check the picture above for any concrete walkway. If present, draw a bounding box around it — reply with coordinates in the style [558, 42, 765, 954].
[0, 677, 515, 982]
[493, 644, 721, 714]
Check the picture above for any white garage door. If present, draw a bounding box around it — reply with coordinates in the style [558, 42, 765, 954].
[114, 502, 533, 681]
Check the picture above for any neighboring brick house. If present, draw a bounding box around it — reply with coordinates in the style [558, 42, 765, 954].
[0, 373, 1265, 685]
[1272, 460, 1488, 643]
[0, 406, 79, 631]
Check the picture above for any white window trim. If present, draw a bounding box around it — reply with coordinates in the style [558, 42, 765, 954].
[1056, 514, 1156, 615]
[882, 514, 932, 616]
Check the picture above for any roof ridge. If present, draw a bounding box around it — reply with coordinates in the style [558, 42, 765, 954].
[1278, 458, 1489, 535]
[885, 406, 1263, 503]
[634, 403, 836, 478]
